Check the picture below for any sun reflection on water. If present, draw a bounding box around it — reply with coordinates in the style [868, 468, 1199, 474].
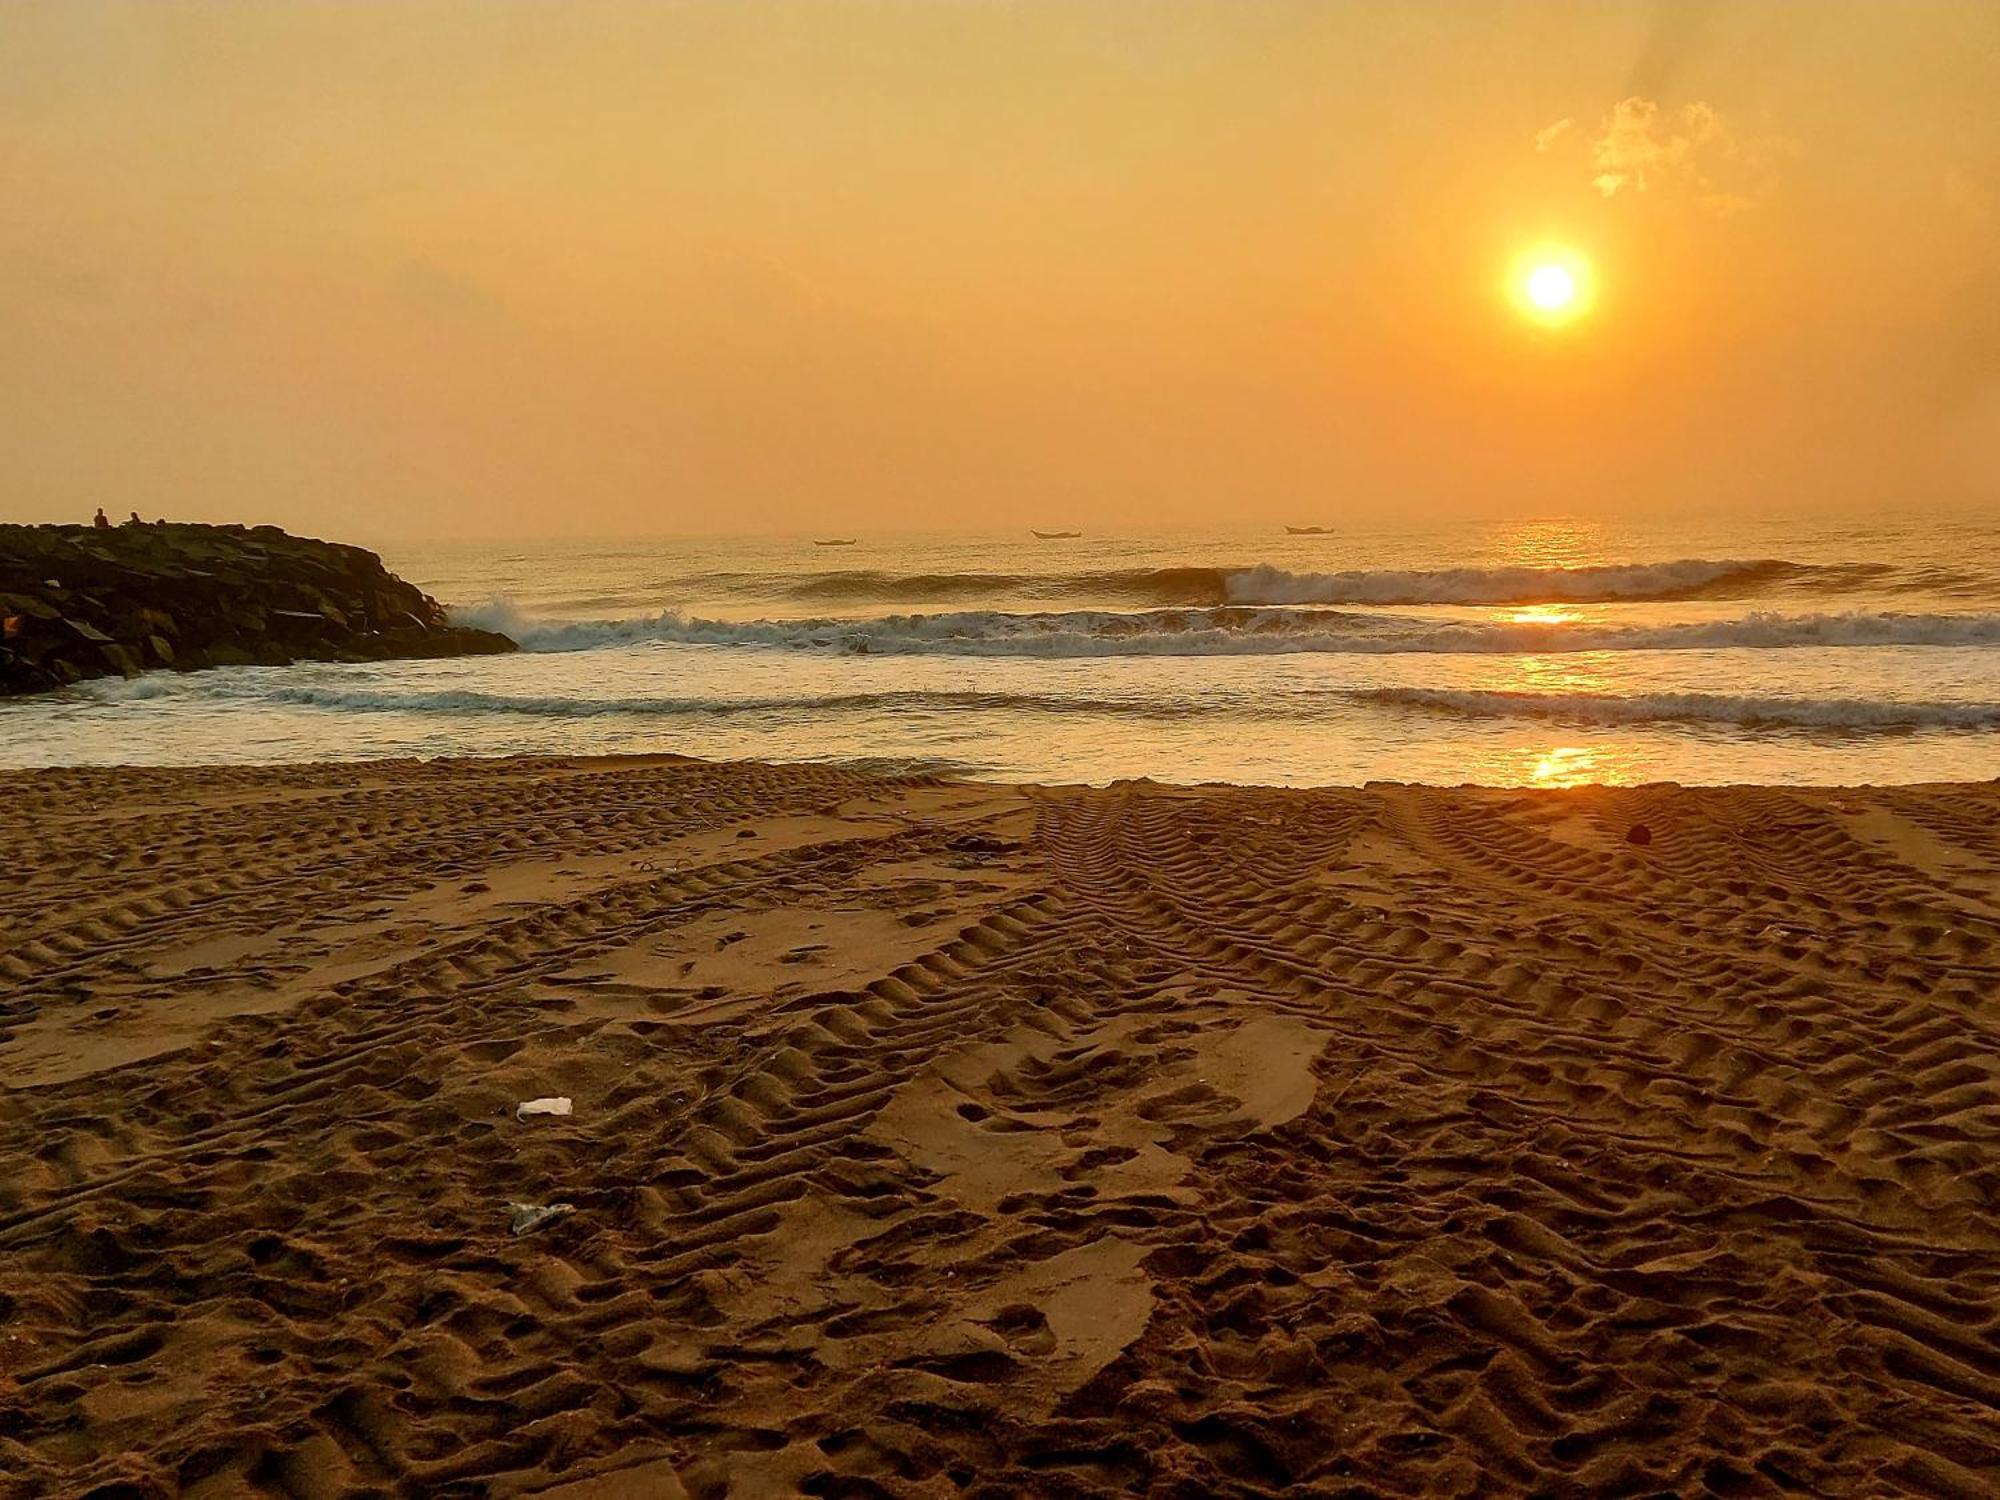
[1460, 651, 1645, 787]
[1489, 517, 1607, 571]
[1505, 652, 1615, 694]
[1504, 604, 1580, 627]
[1530, 745, 1599, 786]
[1453, 740, 1646, 788]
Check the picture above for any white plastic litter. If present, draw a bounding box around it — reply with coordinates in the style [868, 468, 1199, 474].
[508, 1201, 574, 1236]
[516, 1096, 573, 1119]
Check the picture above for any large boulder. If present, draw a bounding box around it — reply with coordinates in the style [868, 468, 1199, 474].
[0, 521, 516, 696]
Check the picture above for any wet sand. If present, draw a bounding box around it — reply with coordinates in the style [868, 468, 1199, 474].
[2, 755, 1997, 1497]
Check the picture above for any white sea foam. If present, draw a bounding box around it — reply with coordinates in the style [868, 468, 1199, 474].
[450, 600, 2000, 659]
[77, 664, 1994, 736]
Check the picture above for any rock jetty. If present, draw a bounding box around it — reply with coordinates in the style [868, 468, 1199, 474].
[0, 522, 516, 696]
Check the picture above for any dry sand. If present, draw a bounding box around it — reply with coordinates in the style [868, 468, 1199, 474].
[2, 755, 1997, 1497]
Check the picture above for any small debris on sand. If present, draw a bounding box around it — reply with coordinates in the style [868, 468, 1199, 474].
[508, 1202, 575, 1236]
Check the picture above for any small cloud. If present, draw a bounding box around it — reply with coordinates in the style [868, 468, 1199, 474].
[1544, 97, 1794, 215]
[1590, 97, 1718, 197]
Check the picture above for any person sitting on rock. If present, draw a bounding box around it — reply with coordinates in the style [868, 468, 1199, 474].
[126, 511, 142, 526]
[93, 507, 111, 529]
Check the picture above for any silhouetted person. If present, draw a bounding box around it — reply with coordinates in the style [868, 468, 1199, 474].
[92, 507, 110, 529]
[127, 511, 142, 526]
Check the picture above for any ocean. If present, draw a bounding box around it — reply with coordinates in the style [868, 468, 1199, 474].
[7, 514, 1998, 787]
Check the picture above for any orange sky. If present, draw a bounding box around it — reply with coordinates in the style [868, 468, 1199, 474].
[2, 2, 1995, 538]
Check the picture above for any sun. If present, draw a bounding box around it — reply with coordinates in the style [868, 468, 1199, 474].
[1508, 244, 1595, 326]
[1526, 263, 1576, 311]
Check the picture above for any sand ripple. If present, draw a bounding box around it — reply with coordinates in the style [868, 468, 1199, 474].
[1, 758, 1997, 1496]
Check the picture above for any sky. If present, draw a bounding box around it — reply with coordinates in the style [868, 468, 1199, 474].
[2, 1, 1996, 540]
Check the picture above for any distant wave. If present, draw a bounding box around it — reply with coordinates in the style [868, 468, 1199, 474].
[1347, 687, 2000, 731]
[1220, 558, 1814, 605]
[452, 600, 2000, 659]
[782, 567, 1224, 606]
[738, 557, 1915, 609]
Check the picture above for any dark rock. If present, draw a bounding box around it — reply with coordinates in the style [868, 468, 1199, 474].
[269, 608, 333, 641]
[378, 626, 516, 660]
[1626, 823, 1653, 846]
[98, 642, 144, 678]
[0, 521, 518, 696]
[1, 593, 59, 621]
[65, 618, 115, 645]
[10, 632, 58, 666]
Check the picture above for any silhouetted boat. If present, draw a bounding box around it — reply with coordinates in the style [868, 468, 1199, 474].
[813, 538, 857, 546]
[1032, 530, 1082, 539]
[1285, 525, 1332, 535]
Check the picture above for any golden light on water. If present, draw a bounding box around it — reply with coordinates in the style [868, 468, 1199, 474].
[1493, 518, 1604, 569]
[1504, 604, 1579, 626]
[1530, 746, 1599, 786]
[1498, 655, 1632, 786]
[1508, 244, 1595, 327]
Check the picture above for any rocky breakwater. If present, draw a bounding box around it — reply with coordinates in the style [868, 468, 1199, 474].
[0, 522, 515, 696]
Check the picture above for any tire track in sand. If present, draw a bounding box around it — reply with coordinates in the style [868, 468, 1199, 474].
[0, 762, 1995, 1497]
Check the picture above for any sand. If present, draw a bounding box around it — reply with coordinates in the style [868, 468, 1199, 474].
[1, 755, 1997, 1497]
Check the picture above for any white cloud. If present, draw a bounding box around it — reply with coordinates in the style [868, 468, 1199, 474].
[1589, 98, 1716, 196]
[1538, 97, 1794, 215]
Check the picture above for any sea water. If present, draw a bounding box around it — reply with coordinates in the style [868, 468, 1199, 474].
[6, 514, 1998, 787]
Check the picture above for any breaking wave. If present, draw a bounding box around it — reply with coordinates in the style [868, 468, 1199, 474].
[83, 670, 1998, 735]
[1220, 558, 1830, 605]
[451, 600, 2000, 659]
[767, 557, 1829, 608]
[1347, 688, 2000, 731]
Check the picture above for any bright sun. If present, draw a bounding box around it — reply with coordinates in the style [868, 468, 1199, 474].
[1525, 263, 1576, 310]
[1509, 244, 1594, 326]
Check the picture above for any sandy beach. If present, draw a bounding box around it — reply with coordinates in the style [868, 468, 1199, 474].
[2, 755, 1997, 1497]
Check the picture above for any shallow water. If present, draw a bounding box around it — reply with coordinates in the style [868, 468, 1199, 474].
[7, 514, 1998, 786]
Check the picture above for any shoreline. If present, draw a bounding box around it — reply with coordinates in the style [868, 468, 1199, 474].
[5, 745, 1996, 794]
[3, 754, 1997, 1494]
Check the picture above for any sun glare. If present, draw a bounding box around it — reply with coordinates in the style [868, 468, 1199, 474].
[1526, 264, 1576, 310]
[1508, 244, 1595, 326]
